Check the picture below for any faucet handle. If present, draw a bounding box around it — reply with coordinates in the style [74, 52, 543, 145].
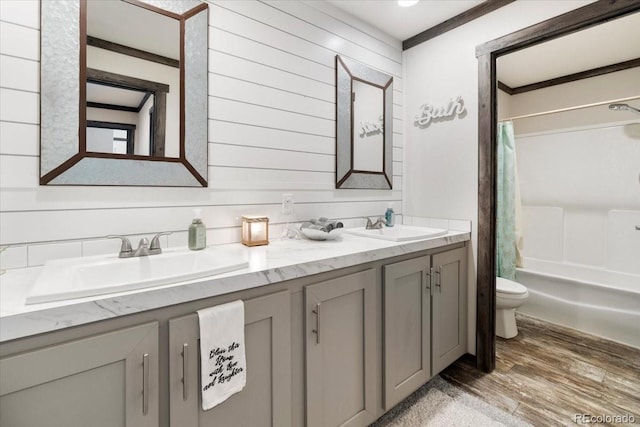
[362, 217, 373, 228]
[106, 235, 133, 257]
[150, 232, 172, 253]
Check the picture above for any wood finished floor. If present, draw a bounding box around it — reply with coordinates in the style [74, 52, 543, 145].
[441, 313, 640, 426]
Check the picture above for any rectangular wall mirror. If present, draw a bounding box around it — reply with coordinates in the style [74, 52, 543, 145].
[335, 55, 393, 189]
[40, 0, 209, 186]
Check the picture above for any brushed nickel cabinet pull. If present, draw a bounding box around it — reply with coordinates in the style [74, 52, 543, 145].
[430, 267, 437, 295]
[143, 353, 150, 415]
[312, 303, 321, 344]
[182, 343, 189, 401]
[425, 270, 431, 293]
[435, 266, 442, 292]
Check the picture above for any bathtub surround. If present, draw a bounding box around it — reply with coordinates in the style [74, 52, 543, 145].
[516, 124, 640, 275]
[504, 119, 640, 347]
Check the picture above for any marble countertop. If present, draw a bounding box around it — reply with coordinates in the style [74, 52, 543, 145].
[0, 230, 469, 343]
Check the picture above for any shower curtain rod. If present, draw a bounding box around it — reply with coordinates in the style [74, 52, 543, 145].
[499, 95, 640, 122]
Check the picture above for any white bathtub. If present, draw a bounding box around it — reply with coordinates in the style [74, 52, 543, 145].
[516, 258, 640, 349]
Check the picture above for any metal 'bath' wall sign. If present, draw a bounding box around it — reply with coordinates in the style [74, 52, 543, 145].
[414, 96, 467, 127]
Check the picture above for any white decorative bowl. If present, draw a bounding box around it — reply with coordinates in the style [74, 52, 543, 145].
[300, 227, 344, 241]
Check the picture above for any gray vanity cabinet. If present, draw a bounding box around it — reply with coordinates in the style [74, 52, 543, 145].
[0, 240, 469, 427]
[305, 269, 377, 427]
[431, 246, 467, 375]
[0, 322, 159, 427]
[382, 255, 432, 409]
[382, 246, 467, 410]
[168, 290, 291, 427]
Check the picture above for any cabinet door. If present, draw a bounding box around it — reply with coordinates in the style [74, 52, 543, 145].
[305, 269, 376, 427]
[0, 322, 159, 427]
[382, 255, 432, 410]
[432, 246, 468, 375]
[169, 290, 291, 427]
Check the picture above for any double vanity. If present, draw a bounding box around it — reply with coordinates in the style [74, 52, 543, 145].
[0, 227, 469, 427]
[3, 1, 473, 425]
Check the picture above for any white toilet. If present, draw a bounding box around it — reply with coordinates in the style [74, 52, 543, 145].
[496, 277, 529, 339]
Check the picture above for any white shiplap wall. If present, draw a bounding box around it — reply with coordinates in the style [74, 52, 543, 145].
[0, 0, 403, 269]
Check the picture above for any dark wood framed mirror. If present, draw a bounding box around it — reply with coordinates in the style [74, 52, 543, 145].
[335, 55, 393, 189]
[40, 0, 209, 186]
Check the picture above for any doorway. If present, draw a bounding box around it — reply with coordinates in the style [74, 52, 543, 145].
[475, 0, 640, 372]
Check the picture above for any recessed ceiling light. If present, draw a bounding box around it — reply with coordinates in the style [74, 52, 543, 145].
[398, 0, 419, 7]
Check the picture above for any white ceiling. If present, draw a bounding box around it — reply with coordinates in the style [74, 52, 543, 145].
[328, 1, 640, 89]
[327, 0, 483, 41]
[87, 82, 147, 108]
[87, 0, 179, 60]
[498, 11, 640, 88]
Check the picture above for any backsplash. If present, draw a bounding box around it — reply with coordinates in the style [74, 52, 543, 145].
[0, 1, 404, 269]
[0, 214, 478, 271]
[403, 216, 472, 233]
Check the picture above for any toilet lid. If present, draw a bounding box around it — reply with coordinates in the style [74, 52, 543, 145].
[496, 277, 527, 295]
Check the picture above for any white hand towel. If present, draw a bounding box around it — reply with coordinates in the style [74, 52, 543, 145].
[197, 300, 247, 411]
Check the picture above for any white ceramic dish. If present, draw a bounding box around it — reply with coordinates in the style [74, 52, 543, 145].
[300, 227, 344, 241]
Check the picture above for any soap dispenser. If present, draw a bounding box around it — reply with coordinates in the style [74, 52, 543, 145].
[189, 209, 207, 250]
[384, 205, 395, 227]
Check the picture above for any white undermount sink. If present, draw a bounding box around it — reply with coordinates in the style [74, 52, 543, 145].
[26, 249, 249, 305]
[345, 225, 448, 242]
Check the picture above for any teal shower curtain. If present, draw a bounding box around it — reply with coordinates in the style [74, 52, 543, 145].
[496, 121, 519, 280]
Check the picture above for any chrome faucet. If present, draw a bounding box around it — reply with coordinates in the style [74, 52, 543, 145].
[363, 216, 387, 230]
[107, 232, 172, 258]
[149, 232, 172, 255]
[133, 238, 150, 257]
